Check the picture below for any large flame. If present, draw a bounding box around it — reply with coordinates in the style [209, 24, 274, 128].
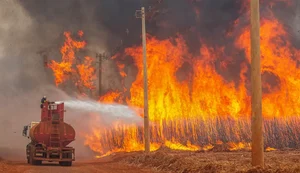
[76, 56, 96, 90]
[49, 1, 300, 156]
[49, 31, 96, 92]
[236, 16, 300, 118]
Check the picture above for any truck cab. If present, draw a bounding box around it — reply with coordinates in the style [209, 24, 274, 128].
[22, 122, 39, 138]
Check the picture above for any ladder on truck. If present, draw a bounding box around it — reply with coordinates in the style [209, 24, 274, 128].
[50, 117, 61, 148]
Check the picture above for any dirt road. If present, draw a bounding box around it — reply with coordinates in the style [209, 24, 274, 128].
[1, 161, 156, 173]
[0, 153, 158, 173]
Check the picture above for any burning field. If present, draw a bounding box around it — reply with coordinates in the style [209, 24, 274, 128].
[40, 0, 300, 158]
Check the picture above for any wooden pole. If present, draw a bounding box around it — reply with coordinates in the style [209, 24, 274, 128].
[251, 0, 264, 167]
[141, 7, 150, 153]
[99, 54, 102, 97]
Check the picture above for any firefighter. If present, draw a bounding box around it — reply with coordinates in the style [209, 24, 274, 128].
[40, 96, 47, 108]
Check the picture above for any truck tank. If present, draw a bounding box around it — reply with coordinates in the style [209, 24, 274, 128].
[29, 121, 75, 147]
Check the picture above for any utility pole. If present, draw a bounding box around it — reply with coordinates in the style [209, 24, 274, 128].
[96, 53, 107, 97]
[136, 7, 150, 153]
[37, 49, 50, 71]
[251, 0, 264, 167]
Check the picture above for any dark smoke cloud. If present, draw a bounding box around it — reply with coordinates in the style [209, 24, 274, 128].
[17, 0, 299, 52]
[18, 0, 246, 52]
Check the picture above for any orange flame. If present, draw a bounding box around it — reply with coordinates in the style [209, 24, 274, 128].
[49, 4, 300, 157]
[165, 139, 200, 151]
[99, 91, 123, 103]
[76, 56, 96, 90]
[265, 147, 276, 152]
[83, 7, 300, 156]
[236, 15, 300, 118]
[49, 31, 96, 93]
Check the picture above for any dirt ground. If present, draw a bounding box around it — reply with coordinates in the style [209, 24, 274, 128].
[1, 149, 300, 173]
[0, 156, 159, 173]
[124, 148, 300, 173]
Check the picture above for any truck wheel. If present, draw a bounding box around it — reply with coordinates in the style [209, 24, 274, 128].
[59, 161, 72, 166]
[26, 146, 30, 164]
[29, 151, 41, 165]
[66, 161, 72, 166]
[30, 157, 36, 165]
[30, 159, 41, 165]
[35, 160, 42, 165]
[29, 156, 34, 165]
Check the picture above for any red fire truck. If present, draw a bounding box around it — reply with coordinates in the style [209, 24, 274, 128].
[22, 101, 75, 166]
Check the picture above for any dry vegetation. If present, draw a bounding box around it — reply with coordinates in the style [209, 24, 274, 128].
[1, 149, 300, 173]
[123, 148, 300, 173]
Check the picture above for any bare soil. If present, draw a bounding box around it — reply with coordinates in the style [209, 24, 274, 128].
[0, 156, 159, 173]
[124, 148, 300, 173]
[1, 149, 300, 173]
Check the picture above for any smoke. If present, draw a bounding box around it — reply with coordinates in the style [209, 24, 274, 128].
[0, 0, 110, 160]
[0, 0, 57, 159]
[0, 0, 40, 93]
[16, 0, 244, 52]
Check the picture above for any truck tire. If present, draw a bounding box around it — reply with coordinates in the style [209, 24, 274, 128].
[26, 145, 30, 164]
[35, 160, 42, 165]
[29, 146, 42, 165]
[67, 161, 72, 166]
[30, 157, 42, 165]
[29, 156, 34, 165]
[59, 161, 72, 166]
